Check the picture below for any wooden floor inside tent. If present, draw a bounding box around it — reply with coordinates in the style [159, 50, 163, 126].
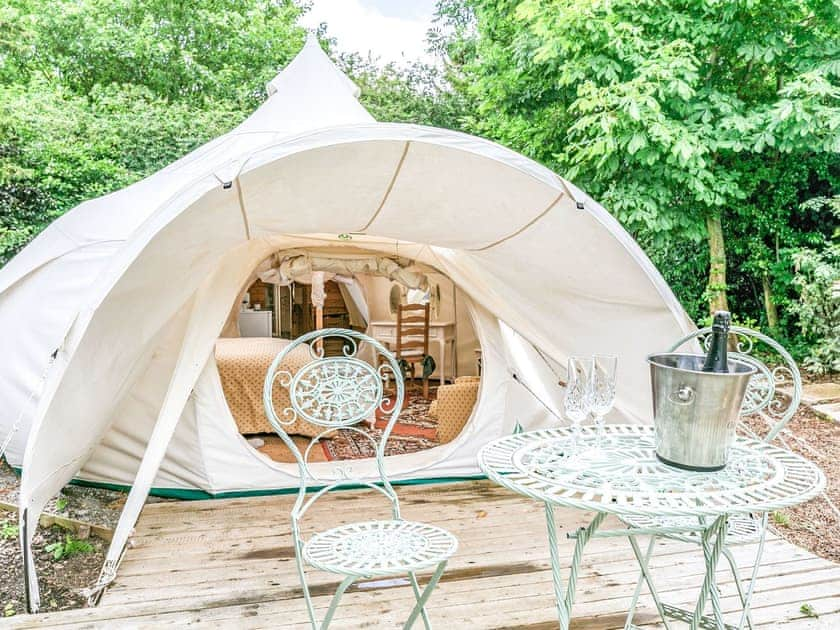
[8, 480, 840, 629]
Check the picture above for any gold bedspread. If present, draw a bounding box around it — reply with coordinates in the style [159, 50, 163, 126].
[215, 337, 320, 436]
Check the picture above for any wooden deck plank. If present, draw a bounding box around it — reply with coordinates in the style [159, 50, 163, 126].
[5, 480, 838, 629]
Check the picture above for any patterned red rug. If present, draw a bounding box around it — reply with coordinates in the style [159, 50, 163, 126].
[321, 386, 439, 461]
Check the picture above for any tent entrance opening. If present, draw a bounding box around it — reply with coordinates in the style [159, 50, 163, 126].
[214, 254, 481, 465]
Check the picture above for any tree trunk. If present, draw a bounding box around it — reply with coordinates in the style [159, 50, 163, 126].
[706, 213, 729, 314]
[762, 271, 779, 332]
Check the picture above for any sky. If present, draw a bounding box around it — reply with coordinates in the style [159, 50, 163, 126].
[299, 0, 438, 66]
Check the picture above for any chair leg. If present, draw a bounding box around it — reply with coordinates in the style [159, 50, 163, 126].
[320, 575, 356, 629]
[408, 571, 433, 629]
[293, 543, 320, 630]
[422, 377, 429, 400]
[404, 561, 448, 629]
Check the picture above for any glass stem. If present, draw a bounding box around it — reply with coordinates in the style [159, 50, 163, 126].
[572, 421, 582, 453]
[594, 414, 605, 450]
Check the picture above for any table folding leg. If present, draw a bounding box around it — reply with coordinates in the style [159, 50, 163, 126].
[544, 505, 606, 630]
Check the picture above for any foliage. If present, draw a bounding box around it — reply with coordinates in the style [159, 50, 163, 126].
[772, 510, 791, 527]
[438, 0, 839, 236]
[1, 0, 306, 109]
[0, 0, 306, 265]
[0, 83, 239, 264]
[54, 496, 68, 512]
[721, 154, 838, 335]
[44, 534, 93, 560]
[787, 197, 840, 374]
[434, 0, 840, 356]
[339, 54, 469, 131]
[0, 520, 19, 540]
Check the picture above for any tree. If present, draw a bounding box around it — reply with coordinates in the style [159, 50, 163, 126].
[0, 0, 306, 264]
[340, 53, 468, 131]
[1, 0, 306, 108]
[0, 83, 239, 264]
[787, 196, 840, 374]
[434, 0, 840, 318]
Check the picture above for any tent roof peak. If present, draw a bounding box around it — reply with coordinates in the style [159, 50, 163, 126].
[265, 33, 362, 100]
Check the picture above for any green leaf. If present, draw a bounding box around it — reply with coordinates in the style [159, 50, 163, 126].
[800, 603, 819, 618]
[627, 133, 647, 154]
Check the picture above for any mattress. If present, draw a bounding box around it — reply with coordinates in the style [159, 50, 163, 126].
[215, 337, 320, 436]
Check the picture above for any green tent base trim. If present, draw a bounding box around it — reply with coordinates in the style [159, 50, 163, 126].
[7, 462, 486, 500]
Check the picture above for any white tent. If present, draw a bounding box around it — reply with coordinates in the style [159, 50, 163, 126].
[0, 37, 694, 609]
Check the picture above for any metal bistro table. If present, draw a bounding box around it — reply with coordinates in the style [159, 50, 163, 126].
[478, 425, 825, 630]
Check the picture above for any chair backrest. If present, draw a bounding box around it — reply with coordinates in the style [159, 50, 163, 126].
[396, 302, 430, 361]
[263, 328, 405, 526]
[668, 325, 802, 443]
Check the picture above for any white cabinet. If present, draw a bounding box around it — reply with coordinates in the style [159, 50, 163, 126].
[238, 310, 272, 337]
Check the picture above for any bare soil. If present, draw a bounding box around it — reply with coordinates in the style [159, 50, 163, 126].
[0, 463, 145, 617]
[763, 403, 840, 563]
[0, 511, 107, 616]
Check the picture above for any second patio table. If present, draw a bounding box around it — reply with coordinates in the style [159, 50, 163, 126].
[478, 424, 825, 630]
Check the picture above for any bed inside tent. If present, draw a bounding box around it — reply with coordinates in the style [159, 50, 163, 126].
[213, 247, 482, 466]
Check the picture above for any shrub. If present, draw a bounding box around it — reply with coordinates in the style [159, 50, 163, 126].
[788, 197, 840, 375]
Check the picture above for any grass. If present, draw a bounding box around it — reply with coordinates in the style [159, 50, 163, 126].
[44, 535, 93, 561]
[771, 510, 791, 527]
[1, 521, 19, 540]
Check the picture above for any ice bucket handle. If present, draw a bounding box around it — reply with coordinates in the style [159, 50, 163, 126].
[668, 384, 695, 406]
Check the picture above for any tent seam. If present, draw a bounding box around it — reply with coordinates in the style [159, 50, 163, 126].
[469, 192, 564, 252]
[358, 140, 410, 232]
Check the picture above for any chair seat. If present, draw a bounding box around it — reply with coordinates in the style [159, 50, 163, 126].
[621, 512, 763, 544]
[303, 520, 458, 577]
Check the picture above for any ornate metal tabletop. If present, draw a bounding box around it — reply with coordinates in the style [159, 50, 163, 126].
[479, 424, 825, 518]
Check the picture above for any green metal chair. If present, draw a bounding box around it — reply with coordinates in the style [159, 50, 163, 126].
[263, 328, 457, 629]
[622, 326, 803, 630]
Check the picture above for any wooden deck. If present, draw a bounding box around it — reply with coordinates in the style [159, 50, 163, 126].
[8, 480, 840, 628]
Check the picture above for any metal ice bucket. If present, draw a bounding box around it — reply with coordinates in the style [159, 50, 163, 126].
[647, 353, 756, 471]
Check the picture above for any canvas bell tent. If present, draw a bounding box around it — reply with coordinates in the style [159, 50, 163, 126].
[0, 37, 694, 609]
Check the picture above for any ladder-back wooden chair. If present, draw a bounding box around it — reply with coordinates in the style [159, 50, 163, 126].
[623, 326, 803, 630]
[396, 302, 431, 398]
[263, 328, 457, 629]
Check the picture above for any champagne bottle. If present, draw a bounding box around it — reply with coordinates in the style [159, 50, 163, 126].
[702, 311, 731, 373]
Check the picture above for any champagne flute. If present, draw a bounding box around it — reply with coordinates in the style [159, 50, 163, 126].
[590, 354, 618, 453]
[564, 356, 593, 454]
